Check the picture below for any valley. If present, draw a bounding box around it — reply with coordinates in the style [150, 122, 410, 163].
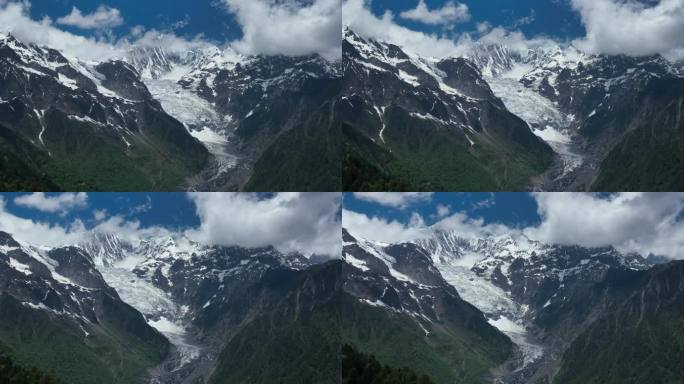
[2, 222, 684, 383]
[484, 75, 590, 191]
[0, 34, 341, 192]
[143, 76, 240, 190]
[342, 28, 684, 191]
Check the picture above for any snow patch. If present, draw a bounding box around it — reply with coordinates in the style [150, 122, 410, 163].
[9, 258, 31, 275]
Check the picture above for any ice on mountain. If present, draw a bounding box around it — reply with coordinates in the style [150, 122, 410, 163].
[9, 258, 31, 275]
[397, 69, 420, 87]
[145, 76, 238, 178]
[485, 73, 584, 179]
[344, 253, 370, 272]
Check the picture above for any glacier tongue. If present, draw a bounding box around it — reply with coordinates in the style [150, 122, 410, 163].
[485, 73, 584, 184]
[101, 264, 201, 372]
[438, 264, 544, 370]
[145, 77, 238, 181]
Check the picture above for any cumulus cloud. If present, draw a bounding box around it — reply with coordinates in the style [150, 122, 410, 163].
[343, 0, 555, 58]
[571, 0, 684, 60]
[14, 193, 88, 215]
[220, 0, 341, 60]
[0, 0, 340, 63]
[342, 209, 430, 243]
[57, 5, 124, 30]
[525, 192, 684, 259]
[435, 204, 451, 218]
[0, 197, 87, 247]
[346, 0, 684, 61]
[0, 1, 126, 61]
[344, 192, 684, 260]
[185, 192, 342, 257]
[399, 0, 470, 26]
[353, 192, 433, 208]
[343, 207, 507, 244]
[0, 1, 220, 62]
[344, 0, 468, 57]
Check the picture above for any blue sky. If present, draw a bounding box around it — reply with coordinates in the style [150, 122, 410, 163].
[372, 0, 585, 40]
[345, 192, 541, 229]
[2, 193, 200, 230]
[30, 0, 240, 42]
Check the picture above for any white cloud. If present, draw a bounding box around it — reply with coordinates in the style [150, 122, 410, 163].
[399, 0, 470, 26]
[1, 193, 342, 258]
[346, 0, 684, 61]
[436, 204, 450, 218]
[57, 5, 124, 30]
[353, 192, 433, 208]
[342, 209, 429, 243]
[0, 0, 340, 63]
[511, 9, 535, 28]
[343, 0, 555, 59]
[130, 195, 152, 215]
[14, 193, 88, 215]
[93, 209, 108, 221]
[571, 0, 684, 60]
[0, 1, 125, 61]
[0, 1, 221, 62]
[220, 0, 341, 60]
[185, 192, 341, 257]
[343, 207, 506, 244]
[0, 197, 87, 247]
[344, 192, 684, 260]
[344, 0, 468, 58]
[476, 21, 492, 33]
[525, 192, 684, 259]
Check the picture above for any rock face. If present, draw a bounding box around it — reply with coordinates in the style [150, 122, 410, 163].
[340, 28, 554, 191]
[0, 231, 170, 384]
[0, 33, 209, 191]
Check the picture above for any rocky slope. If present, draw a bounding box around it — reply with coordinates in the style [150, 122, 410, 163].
[0, 33, 209, 191]
[341, 28, 554, 191]
[0, 33, 342, 191]
[0, 231, 170, 384]
[342, 229, 512, 383]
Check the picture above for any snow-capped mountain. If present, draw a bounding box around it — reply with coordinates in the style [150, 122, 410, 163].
[467, 41, 684, 191]
[126, 44, 342, 191]
[0, 31, 341, 191]
[0, 33, 209, 191]
[342, 227, 654, 382]
[341, 27, 554, 191]
[343, 26, 684, 191]
[341, 229, 512, 382]
[76, 232, 316, 383]
[0, 231, 170, 382]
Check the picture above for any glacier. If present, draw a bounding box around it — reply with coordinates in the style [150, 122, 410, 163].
[485, 69, 584, 185]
